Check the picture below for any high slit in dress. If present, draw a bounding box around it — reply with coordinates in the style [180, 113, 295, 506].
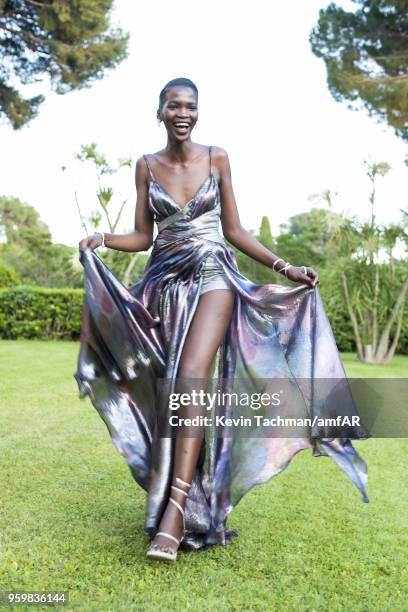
[74, 145, 369, 550]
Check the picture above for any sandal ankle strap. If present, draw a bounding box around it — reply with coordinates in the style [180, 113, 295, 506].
[152, 490, 187, 552]
[171, 485, 189, 497]
[169, 497, 186, 533]
[169, 496, 184, 516]
[155, 531, 181, 545]
[175, 477, 192, 489]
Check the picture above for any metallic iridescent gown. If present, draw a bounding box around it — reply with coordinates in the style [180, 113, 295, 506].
[74, 146, 369, 550]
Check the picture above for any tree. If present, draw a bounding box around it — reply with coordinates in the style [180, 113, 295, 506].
[71, 143, 147, 286]
[279, 202, 343, 261]
[322, 160, 407, 363]
[258, 216, 274, 251]
[310, 1, 408, 142]
[0, 260, 20, 286]
[0, 195, 83, 287]
[0, 0, 128, 129]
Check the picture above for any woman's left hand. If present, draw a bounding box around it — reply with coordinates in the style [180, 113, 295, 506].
[284, 265, 319, 287]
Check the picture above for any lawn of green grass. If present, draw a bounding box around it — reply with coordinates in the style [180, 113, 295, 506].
[0, 341, 407, 611]
[341, 351, 408, 377]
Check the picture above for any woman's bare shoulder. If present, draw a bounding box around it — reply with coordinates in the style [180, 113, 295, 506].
[210, 146, 230, 182]
[135, 154, 150, 169]
[211, 145, 228, 160]
[135, 155, 151, 186]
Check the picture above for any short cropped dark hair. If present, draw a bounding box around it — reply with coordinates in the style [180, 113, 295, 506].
[157, 78, 198, 121]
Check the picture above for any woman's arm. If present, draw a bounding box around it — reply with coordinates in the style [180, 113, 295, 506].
[216, 147, 318, 287]
[79, 156, 154, 252]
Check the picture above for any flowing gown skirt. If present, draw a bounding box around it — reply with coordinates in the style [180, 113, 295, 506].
[74, 174, 369, 550]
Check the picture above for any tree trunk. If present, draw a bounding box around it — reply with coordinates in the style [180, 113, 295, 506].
[383, 298, 406, 364]
[341, 271, 364, 360]
[106, 248, 114, 269]
[122, 253, 139, 287]
[364, 344, 373, 363]
[372, 263, 380, 352]
[375, 274, 408, 363]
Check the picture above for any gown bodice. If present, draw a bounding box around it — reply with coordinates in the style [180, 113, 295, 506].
[144, 152, 226, 249]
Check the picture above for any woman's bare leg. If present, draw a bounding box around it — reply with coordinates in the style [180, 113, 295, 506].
[151, 288, 235, 553]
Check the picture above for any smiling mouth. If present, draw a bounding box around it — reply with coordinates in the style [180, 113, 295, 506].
[173, 122, 190, 133]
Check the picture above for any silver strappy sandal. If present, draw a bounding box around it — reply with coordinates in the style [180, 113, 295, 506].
[146, 477, 192, 562]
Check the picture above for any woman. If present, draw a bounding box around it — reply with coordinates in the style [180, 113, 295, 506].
[76, 77, 368, 563]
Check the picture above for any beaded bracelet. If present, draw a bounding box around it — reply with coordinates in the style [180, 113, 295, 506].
[281, 262, 292, 277]
[272, 258, 292, 276]
[272, 258, 284, 272]
[273, 261, 309, 278]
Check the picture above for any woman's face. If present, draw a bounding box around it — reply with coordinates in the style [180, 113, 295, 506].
[159, 86, 198, 141]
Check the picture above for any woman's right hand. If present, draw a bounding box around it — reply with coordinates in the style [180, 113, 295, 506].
[78, 232, 103, 252]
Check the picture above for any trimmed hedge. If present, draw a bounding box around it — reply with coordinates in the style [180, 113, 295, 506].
[0, 284, 406, 353]
[0, 286, 84, 340]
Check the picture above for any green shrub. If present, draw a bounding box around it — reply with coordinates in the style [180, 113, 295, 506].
[0, 286, 84, 340]
[0, 261, 21, 287]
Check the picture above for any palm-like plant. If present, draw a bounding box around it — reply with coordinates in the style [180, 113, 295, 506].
[323, 160, 407, 363]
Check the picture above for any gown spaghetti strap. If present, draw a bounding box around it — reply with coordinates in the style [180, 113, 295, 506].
[74, 145, 369, 550]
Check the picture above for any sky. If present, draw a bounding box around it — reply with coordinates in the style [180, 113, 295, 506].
[0, 0, 407, 253]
